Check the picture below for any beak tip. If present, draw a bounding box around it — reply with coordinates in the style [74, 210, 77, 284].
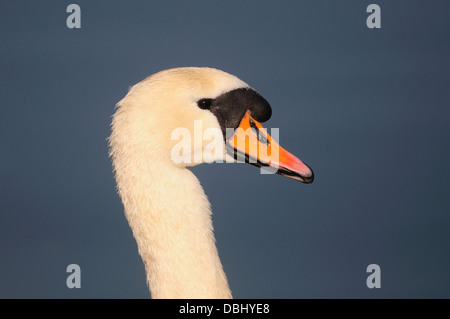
[301, 166, 314, 184]
[301, 172, 314, 184]
[276, 164, 314, 184]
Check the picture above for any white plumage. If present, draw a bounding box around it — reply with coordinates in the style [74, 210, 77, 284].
[109, 67, 313, 298]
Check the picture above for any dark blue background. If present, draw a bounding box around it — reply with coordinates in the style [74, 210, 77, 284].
[0, 1, 449, 298]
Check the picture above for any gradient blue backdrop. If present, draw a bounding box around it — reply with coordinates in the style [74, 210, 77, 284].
[0, 1, 449, 298]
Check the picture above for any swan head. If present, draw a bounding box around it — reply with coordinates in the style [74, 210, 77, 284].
[111, 67, 313, 183]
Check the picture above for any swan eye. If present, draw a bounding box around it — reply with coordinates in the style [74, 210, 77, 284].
[197, 98, 213, 110]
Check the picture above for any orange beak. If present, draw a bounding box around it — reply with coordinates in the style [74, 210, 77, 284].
[226, 110, 314, 183]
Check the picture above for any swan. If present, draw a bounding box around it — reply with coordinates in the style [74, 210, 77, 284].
[109, 67, 314, 298]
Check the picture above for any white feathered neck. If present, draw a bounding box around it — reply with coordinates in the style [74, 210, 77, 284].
[109, 67, 248, 298]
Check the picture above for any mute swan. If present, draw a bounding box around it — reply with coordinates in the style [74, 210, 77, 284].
[109, 67, 313, 298]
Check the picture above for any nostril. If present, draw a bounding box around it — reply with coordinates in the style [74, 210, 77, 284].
[249, 119, 270, 146]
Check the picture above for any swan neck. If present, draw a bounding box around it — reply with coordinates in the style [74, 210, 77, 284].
[117, 160, 231, 298]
